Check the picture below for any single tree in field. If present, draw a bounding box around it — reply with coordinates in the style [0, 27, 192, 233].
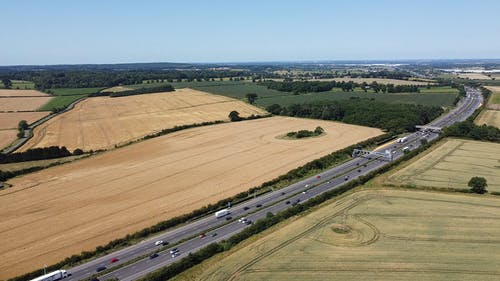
[468, 177, 488, 194]
[228, 110, 242, 122]
[18, 120, 28, 131]
[246, 93, 258, 104]
[2, 79, 12, 89]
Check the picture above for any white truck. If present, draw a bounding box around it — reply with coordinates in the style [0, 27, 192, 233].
[215, 208, 230, 218]
[30, 270, 68, 281]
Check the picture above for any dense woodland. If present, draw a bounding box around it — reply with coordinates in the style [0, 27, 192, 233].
[266, 100, 443, 133]
[262, 80, 421, 93]
[0, 70, 251, 89]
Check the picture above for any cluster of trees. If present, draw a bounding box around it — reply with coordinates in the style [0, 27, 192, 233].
[2, 78, 12, 88]
[17, 120, 28, 138]
[262, 80, 421, 94]
[0, 146, 78, 164]
[468, 177, 488, 194]
[443, 121, 500, 142]
[267, 100, 442, 133]
[286, 126, 324, 139]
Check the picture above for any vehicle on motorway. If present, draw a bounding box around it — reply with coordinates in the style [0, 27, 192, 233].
[170, 248, 179, 254]
[281, 192, 286, 195]
[225, 216, 232, 221]
[305, 184, 310, 188]
[245, 220, 253, 225]
[397, 137, 408, 143]
[316, 175, 321, 179]
[402, 146, 410, 153]
[90, 277, 99, 281]
[211, 232, 217, 237]
[285, 200, 291, 204]
[238, 217, 247, 223]
[344, 176, 349, 181]
[96, 266, 106, 272]
[149, 253, 159, 259]
[215, 208, 230, 218]
[256, 204, 262, 208]
[154, 240, 164, 246]
[199, 233, 206, 238]
[243, 206, 250, 210]
[30, 270, 68, 281]
[110, 257, 119, 263]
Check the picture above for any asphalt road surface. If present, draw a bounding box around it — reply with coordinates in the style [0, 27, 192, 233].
[60, 86, 482, 281]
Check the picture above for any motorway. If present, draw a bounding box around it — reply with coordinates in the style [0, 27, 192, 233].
[63, 87, 482, 281]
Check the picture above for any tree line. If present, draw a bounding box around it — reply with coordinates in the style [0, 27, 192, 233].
[97, 84, 175, 97]
[266, 100, 442, 133]
[0, 70, 252, 89]
[261, 80, 421, 94]
[0, 146, 82, 164]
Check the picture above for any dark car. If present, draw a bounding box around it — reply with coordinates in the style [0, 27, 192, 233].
[245, 220, 253, 225]
[96, 266, 106, 272]
[243, 206, 250, 210]
[256, 204, 262, 208]
[150, 253, 159, 259]
[90, 277, 100, 281]
[281, 192, 286, 195]
[225, 216, 232, 221]
[211, 232, 217, 237]
[285, 200, 291, 204]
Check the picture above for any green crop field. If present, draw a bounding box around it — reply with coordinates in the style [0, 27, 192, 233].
[120, 81, 456, 108]
[39, 87, 104, 111]
[255, 91, 457, 107]
[175, 189, 500, 281]
[387, 139, 500, 192]
[419, 85, 458, 94]
[1, 80, 36, 90]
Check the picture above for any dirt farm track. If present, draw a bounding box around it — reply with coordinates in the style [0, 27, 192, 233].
[0, 116, 382, 278]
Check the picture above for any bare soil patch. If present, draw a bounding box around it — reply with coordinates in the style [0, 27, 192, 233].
[0, 116, 382, 278]
[20, 88, 267, 151]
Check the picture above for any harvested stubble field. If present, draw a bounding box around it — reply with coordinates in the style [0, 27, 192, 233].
[0, 112, 49, 129]
[0, 116, 382, 278]
[458, 73, 492, 80]
[485, 86, 500, 109]
[0, 97, 53, 111]
[0, 130, 18, 149]
[0, 89, 48, 97]
[176, 189, 500, 281]
[20, 88, 267, 151]
[476, 110, 500, 128]
[319, 77, 433, 85]
[387, 139, 500, 192]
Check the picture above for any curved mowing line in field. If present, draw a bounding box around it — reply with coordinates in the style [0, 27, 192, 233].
[226, 193, 379, 281]
[241, 267, 500, 276]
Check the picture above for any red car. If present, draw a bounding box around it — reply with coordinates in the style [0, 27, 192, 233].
[316, 175, 321, 179]
[110, 257, 119, 263]
[199, 233, 206, 239]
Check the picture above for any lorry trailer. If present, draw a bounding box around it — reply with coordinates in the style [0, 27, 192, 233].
[30, 270, 68, 281]
[215, 209, 230, 218]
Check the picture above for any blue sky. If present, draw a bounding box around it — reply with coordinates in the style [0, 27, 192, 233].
[1, 0, 499, 65]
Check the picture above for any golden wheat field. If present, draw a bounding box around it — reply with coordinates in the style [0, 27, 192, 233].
[0, 116, 382, 278]
[20, 88, 268, 151]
